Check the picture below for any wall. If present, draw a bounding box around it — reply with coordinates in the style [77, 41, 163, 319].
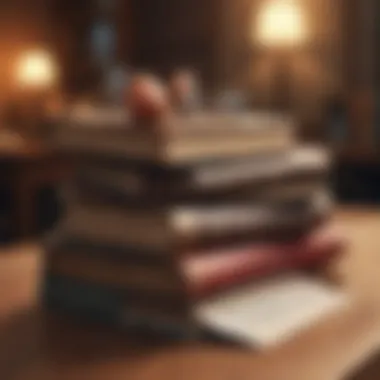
[129, 0, 219, 90]
[0, 0, 345, 115]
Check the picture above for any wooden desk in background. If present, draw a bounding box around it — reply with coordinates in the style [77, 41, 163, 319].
[0, 210, 378, 380]
[0, 139, 72, 239]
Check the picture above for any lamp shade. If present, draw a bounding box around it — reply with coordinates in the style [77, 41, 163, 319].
[15, 49, 58, 89]
[255, 0, 308, 48]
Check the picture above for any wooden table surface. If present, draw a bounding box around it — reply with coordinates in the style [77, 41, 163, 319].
[1, 208, 380, 380]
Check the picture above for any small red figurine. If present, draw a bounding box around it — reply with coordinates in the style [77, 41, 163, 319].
[127, 74, 171, 125]
[169, 69, 201, 112]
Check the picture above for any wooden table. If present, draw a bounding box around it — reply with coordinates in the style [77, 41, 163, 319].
[0, 139, 71, 239]
[1, 209, 380, 380]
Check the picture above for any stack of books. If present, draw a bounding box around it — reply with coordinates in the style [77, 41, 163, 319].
[44, 83, 347, 348]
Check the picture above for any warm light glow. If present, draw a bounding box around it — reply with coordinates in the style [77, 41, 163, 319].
[255, 0, 308, 48]
[15, 49, 57, 89]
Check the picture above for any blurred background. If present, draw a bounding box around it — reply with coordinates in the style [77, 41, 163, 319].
[0, 2, 379, 380]
[0, 0, 377, 241]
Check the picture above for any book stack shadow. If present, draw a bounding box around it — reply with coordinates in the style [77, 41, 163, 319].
[44, 97, 348, 348]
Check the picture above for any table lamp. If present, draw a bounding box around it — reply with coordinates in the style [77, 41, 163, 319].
[11, 48, 59, 137]
[254, 0, 308, 111]
[16, 49, 58, 90]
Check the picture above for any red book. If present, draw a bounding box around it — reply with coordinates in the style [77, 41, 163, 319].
[182, 223, 345, 299]
[290, 224, 345, 264]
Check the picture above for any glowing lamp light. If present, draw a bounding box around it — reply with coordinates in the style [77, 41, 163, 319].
[15, 49, 58, 90]
[255, 0, 308, 48]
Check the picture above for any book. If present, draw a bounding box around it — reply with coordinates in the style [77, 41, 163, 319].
[47, 251, 181, 294]
[184, 223, 344, 299]
[44, 275, 185, 315]
[60, 194, 331, 251]
[54, 112, 294, 164]
[72, 146, 331, 203]
[44, 273, 349, 348]
[46, 222, 344, 301]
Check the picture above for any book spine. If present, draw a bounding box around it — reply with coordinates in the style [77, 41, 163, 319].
[47, 252, 180, 293]
[44, 275, 188, 316]
[43, 275, 125, 324]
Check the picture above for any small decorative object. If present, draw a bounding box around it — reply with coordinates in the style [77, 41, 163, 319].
[89, 5, 118, 102]
[90, 20, 116, 71]
[325, 96, 348, 146]
[213, 90, 248, 111]
[169, 69, 201, 113]
[103, 64, 130, 105]
[127, 74, 171, 126]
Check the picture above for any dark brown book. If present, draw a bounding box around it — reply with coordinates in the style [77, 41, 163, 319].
[47, 251, 181, 294]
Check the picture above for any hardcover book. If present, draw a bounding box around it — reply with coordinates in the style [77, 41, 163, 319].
[54, 112, 294, 163]
[72, 146, 331, 203]
[46, 222, 344, 301]
[44, 273, 349, 348]
[59, 191, 331, 251]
